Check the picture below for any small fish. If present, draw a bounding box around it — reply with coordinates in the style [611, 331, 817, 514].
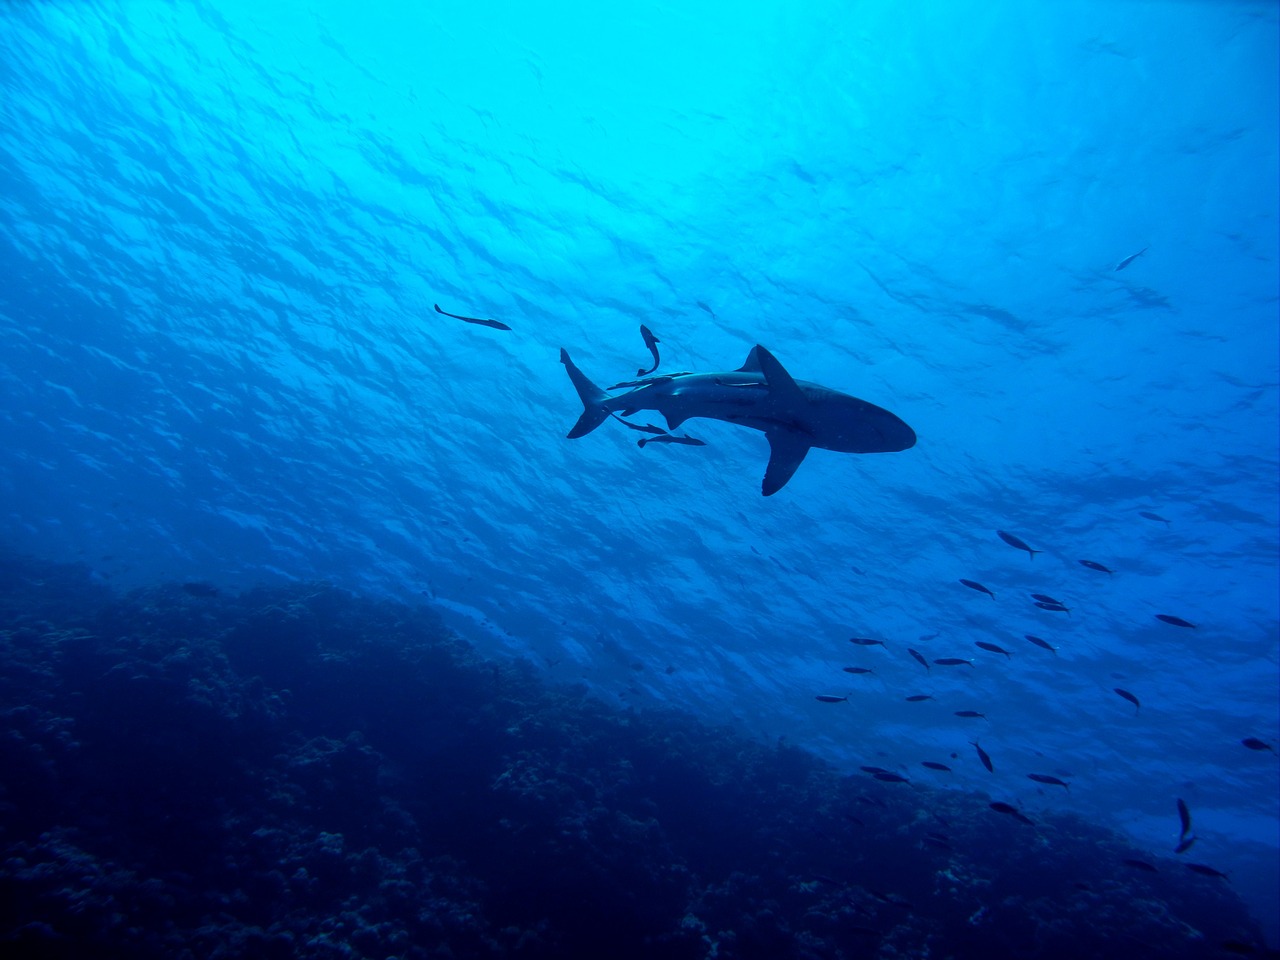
[1079, 559, 1113, 574]
[1035, 602, 1071, 614]
[842, 666, 875, 675]
[609, 414, 668, 435]
[1176, 798, 1192, 840]
[970, 740, 994, 773]
[1030, 593, 1065, 605]
[849, 637, 886, 648]
[907, 648, 930, 671]
[934, 658, 974, 667]
[815, 695, 849, 703]
[1185, 863, 1229, 880]
[874, 772, 910, 783]
[1122, 858, 1158, 873]
[1115, 246, 1148, 271]
[433, 303, 512, 331]
[959, 578, 995, 599]
[954, 710, 987, 720]
[975, 641, 1011, 659]
[1025, 635, 1058, 654]
[989, 802, 1034, 826]
[997, 529, 1041, 560]
[636, 324, 661, 375]
[1220, 940, 1259, 955]
[1174, 836, 1198, 855]
[1114, 688, 1141, 714]
[181, 581, 219, 597]
[638, 433, 706, 448]
[1139, 511, 1170, 526]
[1241, 737, 1275, 753]
[921, 761, 952, 771]
[1155, 614, 1196, 628]
[860, 765, 890, 774]
[904, 694, 935, 702]
[1027, 773, 1070, 790]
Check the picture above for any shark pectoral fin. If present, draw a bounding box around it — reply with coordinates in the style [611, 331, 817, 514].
[762, 430, 811, 496]
[754, 346, 808, 410]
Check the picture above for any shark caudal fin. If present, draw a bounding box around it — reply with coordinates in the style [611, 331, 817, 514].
[560, 349, 612, 438]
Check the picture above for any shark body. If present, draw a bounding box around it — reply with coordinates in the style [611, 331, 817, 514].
[560, 344, 915, 495]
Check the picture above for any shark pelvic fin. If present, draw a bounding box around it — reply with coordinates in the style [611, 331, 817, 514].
[762, 429, 811, 496]
[560, 349, 611, 438]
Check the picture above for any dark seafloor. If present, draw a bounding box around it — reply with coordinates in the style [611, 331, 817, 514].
[0, 552, 1270, 960]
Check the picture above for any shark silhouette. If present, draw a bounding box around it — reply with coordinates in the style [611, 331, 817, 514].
[560, 344, 915, 495]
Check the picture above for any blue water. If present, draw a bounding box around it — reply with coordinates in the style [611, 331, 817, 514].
[2, 0, 1277, 949]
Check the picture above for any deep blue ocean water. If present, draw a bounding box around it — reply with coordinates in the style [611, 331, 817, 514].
[1, 0, 1277, 954]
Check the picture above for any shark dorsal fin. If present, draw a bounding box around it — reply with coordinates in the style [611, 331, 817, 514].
[753, 346, 807, 409]
[763, 429, 811, 496]
[736, 346, 764, 373]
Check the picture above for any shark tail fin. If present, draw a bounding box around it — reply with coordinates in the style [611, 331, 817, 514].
[560, 348, 611, 438]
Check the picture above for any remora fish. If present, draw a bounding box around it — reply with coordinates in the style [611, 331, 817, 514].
[1115, 246, 1148, 271]
[434, 303, 511, 331]
[560, 345, 916, 495]
[636, 324, 661, 375]
[637, 434, 706, 449]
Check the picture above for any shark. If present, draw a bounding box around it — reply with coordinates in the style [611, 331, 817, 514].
[560, 344, 915, 495]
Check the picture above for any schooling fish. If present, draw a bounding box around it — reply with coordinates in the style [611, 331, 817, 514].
[954, 710, 987, 720]
[433, 303, 512, 331]
[904, 694, 935, 702]
[971, 740, 994, 773]
[1027, 773, 1070, 791]
[636, 324, 661, 375]
[1241, 737, 1275, 753]
[1114, 688, 1141, 714]
[997, 529, 1041, 560]
[1123, 858, 1158, 873]
[1079, 559, 1114, 574]
[1186, 863, 1230, 880]
[637, 433, 707, 448]
[1031, 593, 1065, 606]
[1155, 614, 1196, 629]
[908, 648, 931, 671]
[921, 761, 952, 771]
[934, 657, 974, 667]
[842, 666, 875, 675]
[874, 772, 911, 783]
[1177, 798, 1193, 840]
[1115, 246, 1148, 271]
[975, 641, 1011, 659]
[959, 578, 995, 599]
[989, 802, 1034, 826]
[815, 695, 850, 703]
[1139, 511, 1171, 526]
[849, 637, 886, 647]
[1035, 602, 1071, 614]
[1025, 635, 1058, 654]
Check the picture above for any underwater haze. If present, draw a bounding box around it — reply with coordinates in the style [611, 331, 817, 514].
[1, 0, 1278, 956]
